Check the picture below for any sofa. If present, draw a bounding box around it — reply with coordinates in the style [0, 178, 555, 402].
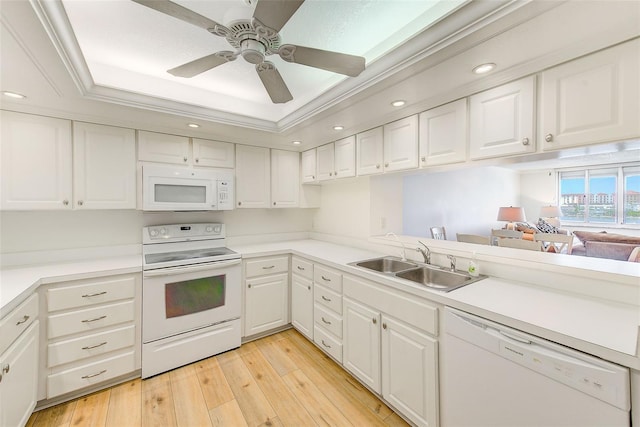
[571, 231, 640, 262]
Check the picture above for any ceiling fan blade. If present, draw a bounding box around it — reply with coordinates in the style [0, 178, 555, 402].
[131, 0, 225, 33]
[256, 62, 293, 104]
[253, 0, 304, 33]
[278, 45, 365, 77]
[168, 52, 236, 78]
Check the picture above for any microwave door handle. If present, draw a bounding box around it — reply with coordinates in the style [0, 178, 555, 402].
[143, 259, 241, 277]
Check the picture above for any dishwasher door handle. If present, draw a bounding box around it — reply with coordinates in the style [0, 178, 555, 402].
[498, 330, 532, 344]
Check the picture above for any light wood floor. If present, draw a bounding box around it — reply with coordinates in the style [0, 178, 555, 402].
[27, 328, 410, 427]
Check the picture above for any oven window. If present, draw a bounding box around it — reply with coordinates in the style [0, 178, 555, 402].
[155, 184, 206, 203]
[165, 275, 226, 318]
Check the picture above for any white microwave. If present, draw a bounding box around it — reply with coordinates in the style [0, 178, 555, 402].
[142, 163, 234, 211]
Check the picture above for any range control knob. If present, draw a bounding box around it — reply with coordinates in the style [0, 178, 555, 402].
[159, 228, 166, 235]
[205, 226, 213, 232]
[149, 229, 159, 237]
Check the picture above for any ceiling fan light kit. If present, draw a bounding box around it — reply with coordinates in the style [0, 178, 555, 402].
[131, 0, 366, 104]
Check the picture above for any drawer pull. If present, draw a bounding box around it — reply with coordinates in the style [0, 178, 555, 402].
[307, 285, 311, 290]
[82, 291, 107, 298]
[81, 369, 107, 379]
[321, 317, 332, 325]
[2, 364, 9, 374]
[16, 315, 30, 326]
[81, 315, 107, 323]
[321, 295, 331, 302]
[262, 265, 275, 270]
[82, 341, 108, 350]
[321, 275, 331, 282]
[297, 266, 305, 271]
[321, 340, 331, 349]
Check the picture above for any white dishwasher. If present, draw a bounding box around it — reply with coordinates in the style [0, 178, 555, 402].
[441, 307, 631, 427]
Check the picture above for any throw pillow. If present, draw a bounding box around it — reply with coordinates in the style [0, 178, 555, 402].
[537, 218, 559, 234]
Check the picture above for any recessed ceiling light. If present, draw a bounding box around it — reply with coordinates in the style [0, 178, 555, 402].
[333, 125, 344, 131]
[472, 63, 496, 74]
[292, 140, 301, 145]
[391, 100, 406, 107]
[187, 123, 200, 128]
[2, 91, 26, 99]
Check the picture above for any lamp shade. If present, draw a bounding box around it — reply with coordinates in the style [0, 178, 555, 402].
[540, 205, 561, 218]
[497, 206, 526, 222]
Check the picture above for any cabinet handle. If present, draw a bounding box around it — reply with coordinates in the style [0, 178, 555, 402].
[321, 275, 331, 282]
[82, 341, 107, 350]
[321, 317, 332, 325]
[522, 137, 530, 146]
[421, 156, 426, 162]
[376, 164, 380, 169]
[195, 158, 199, 163]
[297, 266, 305, 271]
[273, 202, 276, 206]
[238, 201, 242, 206]
[16, 315, 29, 326]
[334, 171, 337, 176]
[372, 318, 377, 324]
[2, 364, 9, 374]
[82, 291, 107, 298]
[78, 200, 84, 206]
[262, 265, 275, 270]
[321, 295, 331, 302]
[382, 323, 387, 330]
[312, 175, 315, 179]
[82, 370, 107, 379]
[63, 200, 69, 206]
[183, 157, 188, 162]
[81, 315, 106, 323]
[545, 133, 553, 143]
[329, 172, 333, 176]
[248, 284, 252, 288]
[321, 340, 331, 349]
[307, 285, 311, 290]
[385, 163, 389, 167]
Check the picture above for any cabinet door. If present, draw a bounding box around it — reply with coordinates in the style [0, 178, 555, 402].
[383, 115, 419, 172]
[334, 136, 356, 178]
[291, 274, 313, 340]
[244, 273, 289, 336]
[540, 39, 640, 150]
[0, 321, 38, 427]
[271, 149, 299, 208]
[137, 130, 190, 164]
[316, 143, 335, 181]
[419, 99, 467, 166]
[469, 76, 536, 159]
[73, 122, 136, 209]
[343, 298, 381, 393]
[235, 145, 270, 208]
[301, 149, 317, 183]
[192, 138, 235, 168]
[0, 111, 72, 210]
[382, 316, 438, 427]
[356, 127, 384, 176]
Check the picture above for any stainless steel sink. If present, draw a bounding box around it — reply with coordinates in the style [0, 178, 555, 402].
[395, 266, 485, 292]
[352, 256, 417, 274]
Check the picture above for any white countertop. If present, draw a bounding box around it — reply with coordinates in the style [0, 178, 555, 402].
[2, 239, 638, 369]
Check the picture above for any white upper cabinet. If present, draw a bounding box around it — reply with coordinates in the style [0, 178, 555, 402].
[419, 99, 467, 166]
[301, 149, 317, 183]
[1, 111, 73, 210]
[356, 127, 384, 176]
[316, 143, 335, 181]
[334, 136, 356, 179]
[383, 115, 419, 172]
[540, 39, 640, 150]
[235, 145, 270, 208]
[137, 130, 190, 164]
[73, 122, 136, 209]
[271, 149, 299, 208]
[192, 139, 235, 168]
[469, 76, 536, 159]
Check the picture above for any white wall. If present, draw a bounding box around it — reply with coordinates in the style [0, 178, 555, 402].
[519, 169, 557, 223]
[312, 178, 371, 240]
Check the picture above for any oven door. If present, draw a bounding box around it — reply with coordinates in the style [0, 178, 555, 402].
[142, 259, 241, 343]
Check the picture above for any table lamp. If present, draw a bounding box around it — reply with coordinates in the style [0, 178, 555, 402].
[540, 205, 562, 227]
[497, 206, 526, 230]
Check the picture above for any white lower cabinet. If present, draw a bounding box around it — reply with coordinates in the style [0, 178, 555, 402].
[342, 275, 439, 427]
[0, 294, 39, 427]
[291, 257, 313, 340]
[312, 264, 343, 362]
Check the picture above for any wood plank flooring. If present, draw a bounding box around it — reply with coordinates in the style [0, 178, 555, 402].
[27, 329, 410, 427]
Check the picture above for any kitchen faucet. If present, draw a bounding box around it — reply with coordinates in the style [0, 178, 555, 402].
[386, 232, 407, 261]
[447, 255, 456, 271]
[416, 240, 431, 264]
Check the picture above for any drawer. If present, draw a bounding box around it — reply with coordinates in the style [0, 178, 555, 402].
[47, 350, 135, 398]
[314, 303, 342, 339]
[314, 325, 342, 363]
[314, 283, 342, 315]
[314, 265, 342, 293]
[48, 300, 135, 339]
[0, 293, 38, 355]
[48, 275, 136, 312]
[245, 256, 289, 278]
[48, 325, 136, 367]
[292, 257, 313, 280]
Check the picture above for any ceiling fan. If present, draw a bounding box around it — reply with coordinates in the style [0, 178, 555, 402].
[131, 0, 366, 104]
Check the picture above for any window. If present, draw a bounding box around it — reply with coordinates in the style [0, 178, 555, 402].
[558, 164, 640, 226]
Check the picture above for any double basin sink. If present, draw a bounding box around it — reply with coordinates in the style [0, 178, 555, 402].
[349, 256, 486, 292]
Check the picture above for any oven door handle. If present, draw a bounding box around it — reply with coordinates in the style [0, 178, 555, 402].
[143, 259, 241, 277]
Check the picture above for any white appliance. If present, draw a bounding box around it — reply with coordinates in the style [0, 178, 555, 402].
[141, 223, 241, 378]
[142, 163, 234, 211]
[441, 307, 631, 427]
